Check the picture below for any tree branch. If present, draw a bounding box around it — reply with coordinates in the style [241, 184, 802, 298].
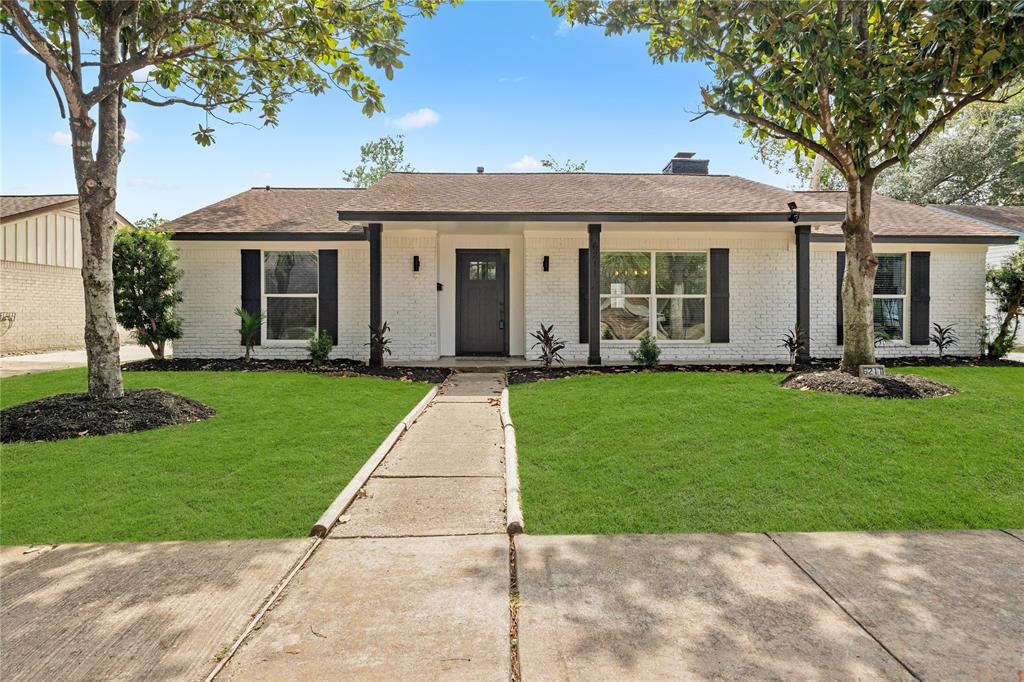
[1, 0, 83, 114]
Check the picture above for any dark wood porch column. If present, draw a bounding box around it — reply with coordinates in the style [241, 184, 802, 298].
[587, 223, 601, 365]
[795, 224, 810, 362]
[368, 222, 383, 367]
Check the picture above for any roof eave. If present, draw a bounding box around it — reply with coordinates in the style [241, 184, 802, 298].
[170, 231, 367, 241]
[336, 210, 847, 224]
[810, 234, 1019, 245]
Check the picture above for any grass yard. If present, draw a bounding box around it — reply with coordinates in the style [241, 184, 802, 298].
[0, 369, 429, 545]
[511, 366, 1024, 535]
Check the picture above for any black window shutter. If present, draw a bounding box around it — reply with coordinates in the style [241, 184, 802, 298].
[910, 251, 930, 345]
[709, 248, 729, 343]
[578, 248, 589, 343]
[240, 249, 261, 346]
[318, 249, 339, 344]
[836, 252, 845, 345]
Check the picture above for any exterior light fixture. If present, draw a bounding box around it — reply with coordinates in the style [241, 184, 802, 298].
[413, 255, 420, 272]
[788, 201, 800, 224]
[543, 256, 550, 272]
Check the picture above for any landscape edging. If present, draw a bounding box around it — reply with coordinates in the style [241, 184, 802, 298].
[309, 386, 438, 537]
[501, 387, 525, 535]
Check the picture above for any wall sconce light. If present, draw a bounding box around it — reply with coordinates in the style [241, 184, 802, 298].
[413, 255, 420, 272]
[787, 201, 800, 224]
[543, 256, 550, 272]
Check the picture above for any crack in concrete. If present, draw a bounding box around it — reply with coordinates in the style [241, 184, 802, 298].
[766, 533, 922, 681]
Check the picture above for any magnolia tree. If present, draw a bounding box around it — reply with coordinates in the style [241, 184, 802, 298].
[553, 0, 1024, 371]
[1, 0, 446, 398]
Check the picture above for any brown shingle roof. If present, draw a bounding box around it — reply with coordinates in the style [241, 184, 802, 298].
[929, 204, 1024, 235]
[803, 192, 1016, 238]
[336, 172, 845, 220]
[1, 194, 78, 221]
[164, 187, 366, 236]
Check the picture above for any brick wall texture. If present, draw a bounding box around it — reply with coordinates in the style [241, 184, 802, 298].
[0, 261, 87, 353]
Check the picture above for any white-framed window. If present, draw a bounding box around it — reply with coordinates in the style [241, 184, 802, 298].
[599, 251, 708, 341]
[263, 251, 318, 341]
[873, 253, 906, 342]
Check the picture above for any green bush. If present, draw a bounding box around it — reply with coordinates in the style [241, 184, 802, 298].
[308, 330, 333, 363]
[113, 223, 182, 359]
[630, 332, 661, 368]
[234, 307, 265, 361]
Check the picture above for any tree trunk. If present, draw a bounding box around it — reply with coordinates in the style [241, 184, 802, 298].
[70, 16, 125, 398]
[840, 176, 878, 372]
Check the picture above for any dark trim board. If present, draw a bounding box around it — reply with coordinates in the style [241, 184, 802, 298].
[171, 232, 366, 241]
[338, 210, 846, 224]
[794, 225, 810, 360]
[810, 234, 1019, 245]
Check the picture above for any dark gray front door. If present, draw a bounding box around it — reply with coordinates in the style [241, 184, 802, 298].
[456, 249, 509, 356]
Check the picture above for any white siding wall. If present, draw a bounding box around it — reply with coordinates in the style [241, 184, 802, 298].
[174, 240, 371, 360]
[523, 230, 796, 363]
[0, 207, 82, 268]
[809, 244, 989, 358]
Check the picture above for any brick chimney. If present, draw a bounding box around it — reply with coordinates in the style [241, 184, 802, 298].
[662, 152, 709, 175]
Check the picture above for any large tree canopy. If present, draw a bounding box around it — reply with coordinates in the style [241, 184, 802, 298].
[553, 0, 1024, 370]
[343, 134, 414, 188]
[1, 0, 448, 398]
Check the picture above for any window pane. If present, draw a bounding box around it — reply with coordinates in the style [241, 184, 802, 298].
[600, 296, 650, 340]
[656, 298, 705, 340]
[601, 252, 650, 295]
[267, 297, 317, 340]
[265, 252, 318, 294]
[873, 298, 904, 340]
[656, 253, 706, 295]
[874, 255, 906, 295]
[469, 260, 496, 280]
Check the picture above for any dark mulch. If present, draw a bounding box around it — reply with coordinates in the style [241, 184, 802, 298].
[507, 355, 1021, 385]
[1, 389, 216, 444]
[780, 370, 958, 399]
[124, 357, 451, 384]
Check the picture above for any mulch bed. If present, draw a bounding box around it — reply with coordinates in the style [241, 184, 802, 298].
[124, 357, 452, 384]
[507, 356, 1021, 385]
[780, 370, 958, 399]
[1, 389, 215, 444]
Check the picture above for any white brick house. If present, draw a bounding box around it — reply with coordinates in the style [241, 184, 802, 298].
[164, 154, 1017, 364]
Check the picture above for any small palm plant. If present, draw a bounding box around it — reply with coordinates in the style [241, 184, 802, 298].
[929, 322, 959, 358]
[529, 324, 566, 369]
[234, 306, 265, 362]
[366, 321, 393, 362]
[780, 326, 809, 367]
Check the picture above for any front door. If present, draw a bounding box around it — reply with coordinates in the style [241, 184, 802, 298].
[456, 249, 509, 355]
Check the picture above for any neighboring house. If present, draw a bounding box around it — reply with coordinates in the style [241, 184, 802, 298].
[163, 153, 1016, 364]
[0, 195, 132, 354]
[928, 204, 1024, 346]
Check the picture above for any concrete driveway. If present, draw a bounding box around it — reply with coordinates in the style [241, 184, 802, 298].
[0, 344, 153, 378]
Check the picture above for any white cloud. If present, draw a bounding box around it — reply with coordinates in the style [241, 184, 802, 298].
[51, 131, 72, 146]
[506, 155, 544, 172]
[124, 128, 141, 143]
[18, 46, 31, 56]
[555, 19, 573, 36]
[133, 64, 157, 81]
[392, 107, 440, 131]
[255, 171, 273, 182]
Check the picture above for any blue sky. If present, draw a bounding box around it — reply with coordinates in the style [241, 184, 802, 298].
[1, 1, 795, 222]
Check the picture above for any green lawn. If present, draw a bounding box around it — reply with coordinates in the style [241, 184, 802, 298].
[0, 369, 429, 545]
[511, 367, 1024, 535]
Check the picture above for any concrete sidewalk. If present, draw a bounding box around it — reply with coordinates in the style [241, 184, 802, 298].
[220, 373, 512, 680]
[0, 344, 153, 378]
[517, 530, 1024, 680]
[0, 539, 312, 681]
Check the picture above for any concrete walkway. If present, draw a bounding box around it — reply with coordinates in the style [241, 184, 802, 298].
[518, 530, 1024, 680]
[0, 344, 153, 378]
[220, 373, 512, 680]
